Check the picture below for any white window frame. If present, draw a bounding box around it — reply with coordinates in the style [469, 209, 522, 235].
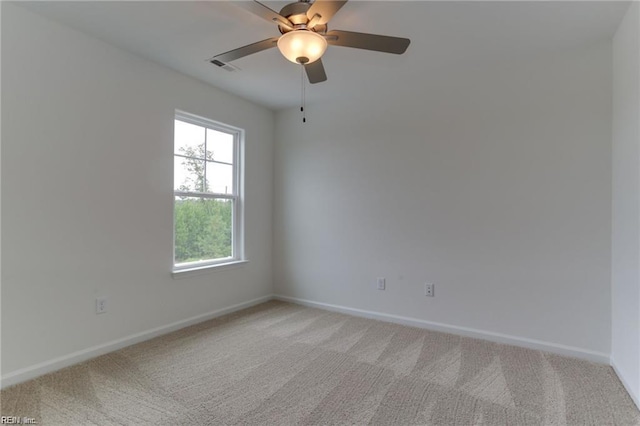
[172, 110, 244, 273]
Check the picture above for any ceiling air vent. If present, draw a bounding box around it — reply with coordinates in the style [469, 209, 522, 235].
[210, 59, 239, 72]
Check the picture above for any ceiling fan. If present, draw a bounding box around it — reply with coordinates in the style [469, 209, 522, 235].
[209, 0, 411, 84]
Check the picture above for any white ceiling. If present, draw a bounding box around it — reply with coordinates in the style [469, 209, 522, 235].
[18, 1, 630, 110]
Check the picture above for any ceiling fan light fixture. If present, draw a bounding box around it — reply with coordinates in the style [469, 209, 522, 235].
[277, 30, 327, 64]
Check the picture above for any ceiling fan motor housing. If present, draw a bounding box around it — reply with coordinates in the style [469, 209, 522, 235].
[278, 2, 327, 34]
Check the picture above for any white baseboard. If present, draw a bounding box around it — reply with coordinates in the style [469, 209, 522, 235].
[1, 293, 614, 390]
[274, 294, 610, 364]
[1, 295, 274, 389]
[611, 358, 640, 410]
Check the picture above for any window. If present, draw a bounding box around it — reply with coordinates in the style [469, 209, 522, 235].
[173, 111, 243, 271]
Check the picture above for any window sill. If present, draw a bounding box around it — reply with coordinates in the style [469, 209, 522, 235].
[172, 260, 248, 280]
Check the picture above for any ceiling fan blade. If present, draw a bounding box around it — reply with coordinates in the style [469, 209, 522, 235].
[210, 37, 279, 64]
[306, 0, 347, 27]
[325, 30, 410, 54]
[304, 59, 328, 84]
[235, 1, 294, 30]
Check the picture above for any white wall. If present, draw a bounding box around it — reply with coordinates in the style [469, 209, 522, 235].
[1, 3, 274, 378]
[0, 0, 4, 382]
[612, 1, 640, 408]
[274, 42, 613, 357]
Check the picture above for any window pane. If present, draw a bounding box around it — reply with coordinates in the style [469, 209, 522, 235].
[206, 161, 233, 194]
[207, 128, 234, 164]
[175, 120, 206, 159]
[174, 197, 233, 264]
[174, 156, 205, 192]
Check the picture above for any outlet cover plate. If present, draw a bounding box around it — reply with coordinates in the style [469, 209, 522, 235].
[96, 297, 108, 314]
[425, 283, 434, 297]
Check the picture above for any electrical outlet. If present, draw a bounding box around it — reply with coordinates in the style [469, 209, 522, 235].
[377, 277, 386, 290]
[96, 297, 108, 314]
[425, 283, 434, 297]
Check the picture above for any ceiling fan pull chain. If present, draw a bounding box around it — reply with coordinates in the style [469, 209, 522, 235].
[300, 64, 307, 123]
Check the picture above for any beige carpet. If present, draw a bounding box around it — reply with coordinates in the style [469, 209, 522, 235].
[1, 301, 639, 425]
